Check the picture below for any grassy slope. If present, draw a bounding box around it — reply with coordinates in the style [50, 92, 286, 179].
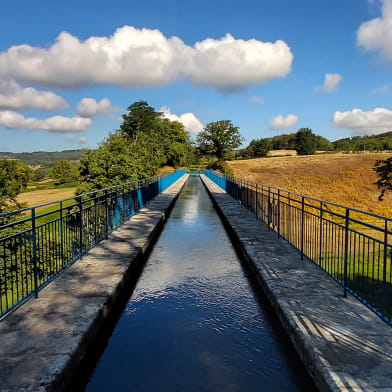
[227, 152, 392, 218]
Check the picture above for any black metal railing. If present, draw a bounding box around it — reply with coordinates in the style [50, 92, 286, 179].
[204, 170, 392, 326]
[0, 170, 185, 319]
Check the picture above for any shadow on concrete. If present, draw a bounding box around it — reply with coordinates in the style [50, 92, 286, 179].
[0, 183, 185, 392]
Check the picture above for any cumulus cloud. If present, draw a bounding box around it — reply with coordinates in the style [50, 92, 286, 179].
[358, 0, 392, 61]
[0, 78, 68, 110]
[77, 98, 112, 117]
[0, 110, 91, 132]
[187, 34, 293, 91]
[332, 107, 392, 135]
[269, 114, 298, 130]
[160, 106, 204, 134]
[316, 73, 342, 93]
[0, 26, 293, 92]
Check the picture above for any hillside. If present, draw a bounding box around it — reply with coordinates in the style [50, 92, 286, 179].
[227, 152, 392, 218]
[0, 149, 86, 166]
[333, 131, 392, 151]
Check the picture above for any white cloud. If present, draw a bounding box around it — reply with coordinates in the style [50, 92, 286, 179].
[358, 0, 392, 61]
[316, 73, 342, 93]
[332, 107, 392, 134]
[77, 98, 112, 117]
[0, 78, 68, 110]
[372, 84, 390, 94]
[187, 34, 293, 91]
[78, 136, 88, 144]
[160, 106, 204, 134]
[249, 95, 265, 105]
[0, 26, 293, 92]
[0, 110, 91, 132]
[269, 114, 298, 130]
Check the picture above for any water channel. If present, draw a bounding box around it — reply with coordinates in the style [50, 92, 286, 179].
[82, 176, 315, 391]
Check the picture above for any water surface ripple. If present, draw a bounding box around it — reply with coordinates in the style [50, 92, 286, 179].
[85, 176, 314, 391]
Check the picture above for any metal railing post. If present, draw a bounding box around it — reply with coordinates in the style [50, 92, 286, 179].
[31, 208, 39, 298]
[105, 189, 109, 238]
[382, 220, 388, 314]
[59, 201, 64, 266]
[255, 183, 258, 219]
[343, 208, 350, 298]
[300, 196, 305, 259]
[78, 196, 84, 256]
[267, 187, 270, 227]
[319, 202, 323, 267]
[277, 189, 281, 238]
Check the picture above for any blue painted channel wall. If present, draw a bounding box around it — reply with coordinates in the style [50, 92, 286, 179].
[0, 169, 185, 319]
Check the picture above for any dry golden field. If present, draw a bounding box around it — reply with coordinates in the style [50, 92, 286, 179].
[17, 188, 76, 208]
[155, 165, 176, 175]
[227, 152, 392, 218]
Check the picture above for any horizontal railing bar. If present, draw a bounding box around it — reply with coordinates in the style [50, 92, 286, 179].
[220, 172, 392, 223]
[204, 169, 392, 327]
[0, 169, 186, 320]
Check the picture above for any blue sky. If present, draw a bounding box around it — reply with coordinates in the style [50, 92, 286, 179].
[0, 0, 392, 152]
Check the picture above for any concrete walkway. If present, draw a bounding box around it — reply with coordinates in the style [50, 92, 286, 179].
[200, 174, 392, 392]
[0, 174, 188, 392]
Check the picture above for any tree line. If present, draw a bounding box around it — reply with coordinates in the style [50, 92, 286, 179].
[238, 129, 392, 160]
[238, 128, 334, 158]
[0, 149, 85, 167]
[0, 101, 392, 219]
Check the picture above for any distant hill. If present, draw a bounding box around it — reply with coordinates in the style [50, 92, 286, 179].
[0, 149, 87, 166]
[267, 130, 392, 152]
[333, 131, 392, 151]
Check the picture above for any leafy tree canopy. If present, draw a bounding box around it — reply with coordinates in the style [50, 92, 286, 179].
[333, 131, 392, 152]
[248, 138, 272, 157]
[294, 128, 318, 155]
[77, 101, 192, 194]
[120, 100, 162, 141]
[0, 160, 30, 212]
[374, 156, 392, 201]
[49, 160, 79, 184]
[196, 120, 243, 159]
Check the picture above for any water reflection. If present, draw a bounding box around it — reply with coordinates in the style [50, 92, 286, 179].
[85, 177, 314, 392]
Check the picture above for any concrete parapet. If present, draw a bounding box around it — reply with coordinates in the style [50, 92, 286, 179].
[200, 174, 392, 392]
[0, 174, 189, 392]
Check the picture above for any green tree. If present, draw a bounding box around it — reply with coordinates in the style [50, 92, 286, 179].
[77, 101, 192, 194]
[31, 164, 51, 181]
[159, 119, 191, 167]
[374, 156, 392, 201]
[196, 120, 243, 159]
[248, 138, 272, 157]
[120, 100, 162, 142]
[315, 135, 333, 151]
[0, 160, 30, 213]
[294, 128, 317, 155]
[49, 160, 79, 184]
[334, 138, 353, 152]
[270, 133, 296, 150]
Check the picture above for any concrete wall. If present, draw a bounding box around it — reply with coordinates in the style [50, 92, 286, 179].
[0, 174, 188, 392]
[200, 174, 392, 392]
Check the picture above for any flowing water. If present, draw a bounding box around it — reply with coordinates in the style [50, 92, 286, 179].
[84, 176, 315, 391]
